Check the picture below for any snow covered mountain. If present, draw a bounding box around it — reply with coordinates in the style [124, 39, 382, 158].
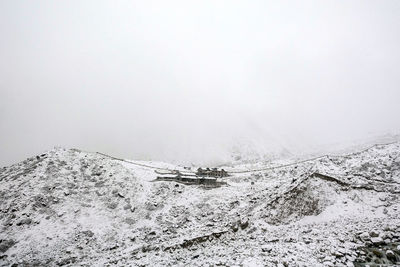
[1, 142, 400, 266]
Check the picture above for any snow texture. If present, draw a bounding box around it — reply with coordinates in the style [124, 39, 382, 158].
[1, 142, 400, 266]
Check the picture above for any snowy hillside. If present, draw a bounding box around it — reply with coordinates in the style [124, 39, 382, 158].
[1, 142, 400, 266]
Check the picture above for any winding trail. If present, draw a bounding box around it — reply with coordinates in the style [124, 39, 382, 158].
[74, 141, 399, 175]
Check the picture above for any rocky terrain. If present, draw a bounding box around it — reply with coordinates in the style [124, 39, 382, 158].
[1, 142, 400, 266]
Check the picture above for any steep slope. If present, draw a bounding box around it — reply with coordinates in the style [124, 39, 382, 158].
[1, 143, 400, 266]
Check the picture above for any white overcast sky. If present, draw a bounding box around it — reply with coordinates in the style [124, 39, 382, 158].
[1, 1, 400, 166]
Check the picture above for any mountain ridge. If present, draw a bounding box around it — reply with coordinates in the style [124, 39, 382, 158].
[1, 142, 400, 266]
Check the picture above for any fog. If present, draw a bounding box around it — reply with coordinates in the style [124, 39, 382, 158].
[1, 1, 400, 167]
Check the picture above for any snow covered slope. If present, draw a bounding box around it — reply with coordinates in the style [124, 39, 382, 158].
[1, 143, 400, 266]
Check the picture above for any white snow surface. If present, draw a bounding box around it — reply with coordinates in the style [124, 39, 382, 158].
[0, 142, 400, 266]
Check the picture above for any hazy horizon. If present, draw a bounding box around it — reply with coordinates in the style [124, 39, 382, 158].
[1, 1, 400, 167]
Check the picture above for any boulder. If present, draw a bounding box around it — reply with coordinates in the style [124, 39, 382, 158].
[303, 238, 312, 244]
[107, 202, 118, 209]
[333, 250, 344, 258]
[239, 218, 249, 230]
[386, 250, 397, 263]
[0, 239, 15, 253]
[231, 223, 239, 232]
[369, 231, 379, 237]
[359, 232, 370, 241]
[16, 218, 32, 226]
[370, 237, 384, 245]
[261, 245, 273, 253]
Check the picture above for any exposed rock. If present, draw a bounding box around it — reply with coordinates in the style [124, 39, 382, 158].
[240, 218, 249, 230]
[379, 196, 387, 201]
[124, 218, 135, 225]
[231, 224, 239, 232]
[106, 243, 119, 250]
[371, 248, 383, 257]
[0, 239, 15, 253]
[369, 230, 379, 237]
[107, 202, 118, 209]
[359, 232, 370, 241]
[81, 230, 94, 237]
[111, 189, 118, 195]
[386, 250, 397, 262]
[333, 250, 344, 257]
[123, 204, 132, 210]
[371, 237, 384, 245]
[16, 218, 32, 226]
[57, 257, 77, 266]
[261, 245, 273, 253]
[303, 237, 312, 244]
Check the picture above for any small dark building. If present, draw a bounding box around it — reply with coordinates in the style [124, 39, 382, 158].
[196, 167, 228, 178]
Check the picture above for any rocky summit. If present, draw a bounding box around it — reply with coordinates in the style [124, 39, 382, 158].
[1, 143, 400, 266]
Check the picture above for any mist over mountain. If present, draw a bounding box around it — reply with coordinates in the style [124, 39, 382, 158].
[1, 1, 400, 167]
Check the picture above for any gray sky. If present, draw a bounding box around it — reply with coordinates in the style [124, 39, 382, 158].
[1, 0, 400, 166]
